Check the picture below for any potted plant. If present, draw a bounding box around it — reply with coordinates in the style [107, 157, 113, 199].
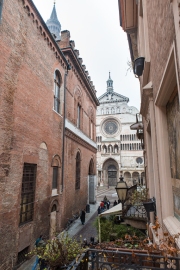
[126, 60, 134, 75]
[92, 218, 180, 268]
[27, 232, 85, 270]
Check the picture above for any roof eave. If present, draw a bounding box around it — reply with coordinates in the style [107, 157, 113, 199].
[61, 47, 99, 106]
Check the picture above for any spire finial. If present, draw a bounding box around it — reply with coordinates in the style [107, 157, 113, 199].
[46, 1, 61, 41]
[106, 72, 113, 92]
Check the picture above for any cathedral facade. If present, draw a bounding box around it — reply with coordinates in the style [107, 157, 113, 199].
[96, 74, 144, 187]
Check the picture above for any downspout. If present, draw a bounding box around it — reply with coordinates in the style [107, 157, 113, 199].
[61, 64, 71, 192]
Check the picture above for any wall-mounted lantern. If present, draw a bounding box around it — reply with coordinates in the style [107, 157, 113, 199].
[134, 57, 145, 77]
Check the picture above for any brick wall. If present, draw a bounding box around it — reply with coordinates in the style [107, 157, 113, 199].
[0, 0, 66, 266]
[0, 0, 98, 267]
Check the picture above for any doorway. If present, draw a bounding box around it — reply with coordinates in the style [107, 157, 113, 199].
[108, 165, 117, 186]
[50, 204, 57, 239]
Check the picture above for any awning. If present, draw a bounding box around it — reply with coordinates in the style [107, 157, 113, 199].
[99, 203, 122, 217]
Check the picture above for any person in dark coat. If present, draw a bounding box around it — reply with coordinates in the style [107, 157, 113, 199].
[113, 200, 117, 206]
[80, 209, 86, 225]
[107, 200, 110, 209]
[35, 235, 43, 247]
[97, 206, 101, 215]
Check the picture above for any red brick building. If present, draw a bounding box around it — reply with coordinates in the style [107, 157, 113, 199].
[0, 0, 99, 268]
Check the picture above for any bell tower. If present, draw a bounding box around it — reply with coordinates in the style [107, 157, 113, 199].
[46, 2, 61, 41]
[106, 72, 114, 93]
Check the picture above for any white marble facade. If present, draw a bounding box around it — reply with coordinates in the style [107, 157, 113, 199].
[96, 73, 144, 187]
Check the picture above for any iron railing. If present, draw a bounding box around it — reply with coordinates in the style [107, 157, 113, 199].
[64, 249, 180, 270]
[125, 204, 147, 220]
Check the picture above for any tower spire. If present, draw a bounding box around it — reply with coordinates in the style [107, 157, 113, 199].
[46, 3, 61, 41]
[106, 72, 113, 92]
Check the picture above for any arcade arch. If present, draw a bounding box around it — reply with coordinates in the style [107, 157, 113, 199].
[132, 171, 140, 185]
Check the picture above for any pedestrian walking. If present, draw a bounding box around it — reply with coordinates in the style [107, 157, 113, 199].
[35, 235, 43, 247]
[113, 200, 117, 206]
[83, 238, 88, 247]
[97, 206, 101, 215]
[39, 258, 48, 270]
[107, 200, 110, 209]
[100, 201, 104, 210]
[80, 209, 86, 225]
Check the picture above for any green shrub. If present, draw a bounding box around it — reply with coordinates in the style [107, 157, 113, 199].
[94, 216, 145, 242]
[27, 233, 85, 269]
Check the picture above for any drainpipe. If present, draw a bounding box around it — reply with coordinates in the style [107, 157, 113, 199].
[61, 64, 71, 192]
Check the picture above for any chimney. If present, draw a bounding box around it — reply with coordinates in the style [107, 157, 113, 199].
[58, 30, 70, 48]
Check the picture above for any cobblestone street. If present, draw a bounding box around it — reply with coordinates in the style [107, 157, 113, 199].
[74, 212, 98, 243]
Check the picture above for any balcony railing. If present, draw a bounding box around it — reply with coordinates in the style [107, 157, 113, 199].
[64, 248, 180, 269]
[124, 204, 147, 220]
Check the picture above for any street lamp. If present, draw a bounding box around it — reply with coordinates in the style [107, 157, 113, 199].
[115, 176, 128, 212]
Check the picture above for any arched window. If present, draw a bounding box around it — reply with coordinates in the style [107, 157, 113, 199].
[51, 155, 61, 191]
[102, 145, 107, 153]
[75, 152, 81, 189]
[54, 70, 61, 113]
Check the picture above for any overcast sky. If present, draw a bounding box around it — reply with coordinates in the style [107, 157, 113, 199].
[32, 0, 141, 109]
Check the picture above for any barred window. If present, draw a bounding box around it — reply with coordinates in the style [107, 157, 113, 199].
[20, 163, 37, 225]
[75, 152, 81, 189]
[54, 70, 61, 113]
[52, 167, 58, 189]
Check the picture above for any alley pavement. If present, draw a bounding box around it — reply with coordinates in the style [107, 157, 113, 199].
[17, 186, 117, 270]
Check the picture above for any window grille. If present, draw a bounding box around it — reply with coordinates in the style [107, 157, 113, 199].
[52, 167, 58, 189]
[75, 152, 81, 189]
[16, 246, 29, 266]
[20, 163, 37, 225]
[54, 70, 61, 113]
